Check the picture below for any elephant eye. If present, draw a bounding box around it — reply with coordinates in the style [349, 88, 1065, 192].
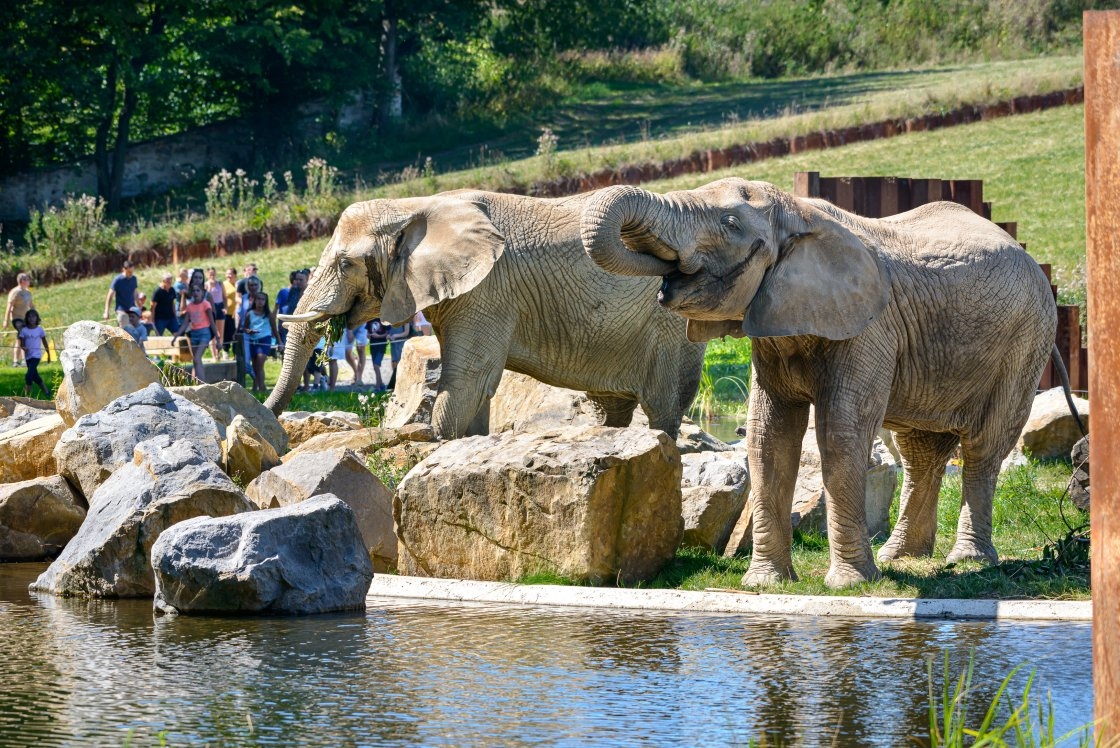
[339, 257, 352, 271]
[721, 214, 742, 232]
[394, 232, 406, 252]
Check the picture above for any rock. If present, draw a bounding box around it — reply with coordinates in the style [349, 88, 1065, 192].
[171, 380, 288, 455]
[396, 426, 682, 584]
[722, 502, 753, 558]
[246, 448, 396, 572]
[1018, 387, 1090, 460]
[223, 415, 281, 484]
[282, 423, 434, 463]
[369, 442, 441, 485]
[680, 452, 750, 552]
[0, 413, 66, 483]
[152, 494, 373, 616]
[0, 396, 55, 419]
[382, 336, 442, 429]
[489, 371, 605, 432]
[791, 429, 899, 538]
[279, 410, 362, 448]
[54, 321, 161, 426]
[30, 437, 254, 598]
[0, 476, 86, 560]
[0, 399, 58, 436]
[674, 420, 736, 454]
[1069, 436, 1090, 512]
[53, 383, 223, 503]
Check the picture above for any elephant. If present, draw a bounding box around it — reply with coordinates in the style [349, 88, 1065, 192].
[581, 177, 1057, 588]
[264, 190, 707, 440]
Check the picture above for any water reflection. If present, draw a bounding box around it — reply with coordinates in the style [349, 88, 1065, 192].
[0, 563, 1093, 746]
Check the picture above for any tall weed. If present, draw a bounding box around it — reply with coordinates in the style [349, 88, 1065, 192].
[25, 194, 119, 270]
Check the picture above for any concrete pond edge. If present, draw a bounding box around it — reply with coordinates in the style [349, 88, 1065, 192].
[367, 575, 1091, 622]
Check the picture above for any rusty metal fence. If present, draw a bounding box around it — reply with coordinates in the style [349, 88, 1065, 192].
[793, 172, 1087, 394]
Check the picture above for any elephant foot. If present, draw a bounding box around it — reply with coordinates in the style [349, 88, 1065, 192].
[946, 539, 998, 566]
[741, 559, 797, 588]
[876, 531, 935, 563]
[824, 559, 881, 589]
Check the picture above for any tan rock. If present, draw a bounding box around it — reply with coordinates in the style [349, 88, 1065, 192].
[55, 321, 161, 426]
[680, 452, 750, 552]
[490, 371, 604, 432]
[0, 413, 66, 483]
[382, 336, 442, 429]
[395, 426, 683, 584]
[172, 381, 288, 455]
[223, 415, 281, 484]
[283, 422, 436, 463]
[1018, 387, 1090, 460]
[0, 475, 86, 560]
[246, 448, 396, 572]
[279, 410, 362, 448]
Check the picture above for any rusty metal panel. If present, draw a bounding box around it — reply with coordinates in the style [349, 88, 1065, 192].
[793, 171, 819, 198]
[1085, 10, 1120, 741]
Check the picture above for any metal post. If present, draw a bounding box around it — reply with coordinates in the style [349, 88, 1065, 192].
[233, 332, 247, 388]
[1084, 10, 1120, 741]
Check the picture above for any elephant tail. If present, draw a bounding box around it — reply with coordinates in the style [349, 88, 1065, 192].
[1050, 344, 1087, 438]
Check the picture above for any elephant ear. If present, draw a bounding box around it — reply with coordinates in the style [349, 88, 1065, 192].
[686, 319, 747, 343]
[379, 197, 505, 324]
[743, 217, 890, 340]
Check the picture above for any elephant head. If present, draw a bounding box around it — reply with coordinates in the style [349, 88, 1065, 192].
[580, 178, 891, 342]
[264, 196, 504, 415]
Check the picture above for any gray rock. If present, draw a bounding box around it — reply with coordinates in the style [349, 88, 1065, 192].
[0, 476, 86, 560]
[53, 383, 223, 503]
[152, 494, 373, 616]
[1018, 387, 1090, 460]
[680, 452, 750, 552]
[246, 447, 396, 572]
[1069, 436, 1089, 512]
[0, 401, 58, 436]
[31, 437, 253, 598]
[396, 426, 682, 584]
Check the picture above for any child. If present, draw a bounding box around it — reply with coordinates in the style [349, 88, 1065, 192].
[18, 309, 50, 398]
[244, 291, 279, 392]
[174, 285, 218, 381]
[123, 306, 148, 350]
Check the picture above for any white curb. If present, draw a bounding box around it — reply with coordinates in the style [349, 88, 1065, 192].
[367, 575, 1091, 622]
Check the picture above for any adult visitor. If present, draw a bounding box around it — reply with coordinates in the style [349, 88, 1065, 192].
[205, 267, 226, 361]
[103, 260, 138, 327]
[150, 273, 179, 334]
[4, 272, 34, 366]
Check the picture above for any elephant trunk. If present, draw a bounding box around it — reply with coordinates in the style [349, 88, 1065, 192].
[264, 321, 316, 416]
[581, 185, 685, 277]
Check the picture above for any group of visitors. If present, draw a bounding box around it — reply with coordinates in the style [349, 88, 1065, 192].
[301, 312, 430, 393]
[2, 272, 50, 398]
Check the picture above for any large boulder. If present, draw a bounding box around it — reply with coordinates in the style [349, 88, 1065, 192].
[246, 448, 396, 572]
[680, 452, 750, 552]
[279, 410, 362, 448]
[0, 413, 66, 483]
[282, 423, 434, 463]
[53, 383, 223, 503]
[171, 380, 288, 455]
[152, 494, 373, 616]
[30, 438, 254, 598]
[489, 371, 605, 432]
[1018, 387, 1090, 460]
[396, 426, 683, 584]
[382, 336, 442, 429]
[223, 415, 281, 484]
[0, 476, 86, 560]
[54, 321, 161, 426]
[791, 429, 900, 538]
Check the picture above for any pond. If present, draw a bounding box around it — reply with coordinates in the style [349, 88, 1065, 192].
[0, 563, 1093, 746]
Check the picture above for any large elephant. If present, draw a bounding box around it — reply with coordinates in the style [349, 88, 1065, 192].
[265, 190, 707, 439]
[581, 178, 1056, 588]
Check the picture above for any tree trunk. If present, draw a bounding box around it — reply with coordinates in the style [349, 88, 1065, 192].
[378, 12, 401, 131]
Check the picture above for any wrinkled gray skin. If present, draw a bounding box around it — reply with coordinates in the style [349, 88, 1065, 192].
[582, 178, 1055, 589]
[264, 191, 706, 439]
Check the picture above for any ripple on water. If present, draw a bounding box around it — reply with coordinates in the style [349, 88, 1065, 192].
[0, 564, 1093, 747]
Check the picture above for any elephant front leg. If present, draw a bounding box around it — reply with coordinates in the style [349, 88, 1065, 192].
[430, 327, 511, 440]
[741, 385, 809, 587]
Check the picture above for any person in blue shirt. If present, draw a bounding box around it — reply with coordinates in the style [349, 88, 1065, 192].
[103, 260, 138, 327]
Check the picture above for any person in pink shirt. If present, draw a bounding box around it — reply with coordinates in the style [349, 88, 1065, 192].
[174, 285, 218, 380]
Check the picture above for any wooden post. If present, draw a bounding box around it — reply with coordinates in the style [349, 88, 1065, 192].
[1085, 11, 1120, 741]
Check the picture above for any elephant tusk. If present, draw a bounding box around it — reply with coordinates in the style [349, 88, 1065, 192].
[276, 311, 330, 324]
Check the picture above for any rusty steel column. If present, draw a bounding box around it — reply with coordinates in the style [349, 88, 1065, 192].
[1085, 11, 1120, 741]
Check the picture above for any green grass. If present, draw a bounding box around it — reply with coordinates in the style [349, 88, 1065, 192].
[643, 459, 1089, 599]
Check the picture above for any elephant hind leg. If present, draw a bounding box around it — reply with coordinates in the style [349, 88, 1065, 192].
[878, 430, 959, 562]
[588, 394, 639, 429]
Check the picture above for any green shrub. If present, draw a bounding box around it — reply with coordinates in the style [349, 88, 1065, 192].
[24, 194, 119, 270]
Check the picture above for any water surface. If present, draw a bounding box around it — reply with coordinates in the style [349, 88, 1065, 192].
[0, 563, 1093, 746]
